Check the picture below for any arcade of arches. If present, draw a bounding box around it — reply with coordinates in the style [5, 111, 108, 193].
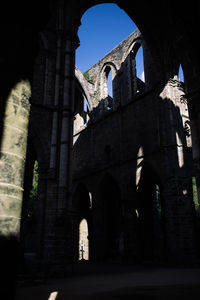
[1, 1, 200, 298]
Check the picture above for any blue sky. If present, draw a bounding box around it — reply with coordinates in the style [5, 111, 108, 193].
[75, 3, 184, 83]
[76, 4, 137, 73]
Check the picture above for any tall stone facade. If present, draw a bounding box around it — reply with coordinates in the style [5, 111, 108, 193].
[24, 24, 198, 272]
[72, 30, 196, 264]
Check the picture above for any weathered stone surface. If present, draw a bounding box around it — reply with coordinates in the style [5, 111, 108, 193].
[72, 30, 196, 264]
[0, 80, 30, 236]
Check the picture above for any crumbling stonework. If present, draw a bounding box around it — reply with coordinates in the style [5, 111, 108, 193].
[72, 30, 195, 264]
[17, 9, 198, 276]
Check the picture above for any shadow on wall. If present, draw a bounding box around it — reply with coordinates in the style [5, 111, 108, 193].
[93, 174, 123, 261]
[72, 72, 198, 265]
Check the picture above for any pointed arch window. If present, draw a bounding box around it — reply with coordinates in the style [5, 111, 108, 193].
[79, 218, 89, 260]
[135, 45, 145, 84]
[178, 64, 184, 83]
[130, 43, 145, 95]
[107, 68, 113, 98]
[101, 65, 114, 110]
[74, 85, 89, 133]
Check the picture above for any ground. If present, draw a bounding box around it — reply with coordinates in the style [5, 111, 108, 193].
[16, 263, 200, 300]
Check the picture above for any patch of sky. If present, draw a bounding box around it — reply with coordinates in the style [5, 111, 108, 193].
[76, 3, 137, 73]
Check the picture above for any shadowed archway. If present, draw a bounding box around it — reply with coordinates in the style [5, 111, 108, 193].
[136, 162, 166, 263]
[72, 183, 91, 261]
[94, 174, 122, 260]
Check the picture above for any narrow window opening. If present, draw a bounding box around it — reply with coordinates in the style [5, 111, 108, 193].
[107, 68, 113, 110]
[107, 69, 113, 98]
[74, 86, 89, 133]
[131, 44, 145, 94]
[103, 66, 113, 110]
[136, 46, 145, 83]
[83, 97, 88, 124]
[79, 218, 89, 260]
[178, 64, 184, 83]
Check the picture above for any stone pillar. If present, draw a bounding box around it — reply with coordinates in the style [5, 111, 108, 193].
[42, 5, 79, 275]
[159, 80, 197, 264]
[0, 80, 31, 237]
[0, 80, 31, 296]
[123, 52, 136, 103]
[162, 177, 196, 264]
[188, 89, 200, 204]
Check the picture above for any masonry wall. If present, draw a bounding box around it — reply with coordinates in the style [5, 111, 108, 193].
[25, 26, 197, 269]
[72, 30, 196, 264]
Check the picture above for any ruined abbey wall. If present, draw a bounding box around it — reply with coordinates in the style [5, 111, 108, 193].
[72, 30, 195, 263]
[19, 8, 199, 275]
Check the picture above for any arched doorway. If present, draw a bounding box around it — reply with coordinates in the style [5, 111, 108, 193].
[79, 218, 89, 260]
[72, 183, 91, 261]
[136, 162, 166, 263]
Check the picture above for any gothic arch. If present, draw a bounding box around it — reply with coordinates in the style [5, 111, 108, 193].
[79, 218, 89, 260]
[122, 37, 144, 63]
[75, 67, 92, 111]
[76, 2, 143, 39]
[137, 161, 162, 189]
[99, 63, 117, 102]
[100, 62, 118, 74]
[136, 161, 166, 261]
[72, 182, 91, 260]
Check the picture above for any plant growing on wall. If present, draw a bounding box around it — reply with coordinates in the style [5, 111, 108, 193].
[83, 71, 94, 84]
[193, 177, 199, 211]
[28, 160, 38, 219]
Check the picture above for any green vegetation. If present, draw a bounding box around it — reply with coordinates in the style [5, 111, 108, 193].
[193, 177, 199, 207]
[193, 177, 200, 243]
[193, 177, 200, 217]
[28, 160, 38, 219]
[83, 71, 94, 84]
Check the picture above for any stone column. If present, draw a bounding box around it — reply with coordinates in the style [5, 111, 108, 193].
[42, 5, 79, 275]
[159, 80, 196, 264]
[0, 80, 31, 296]
[162, 177, 196, 264]
[0, 80, 31, 237]
[124, 51, 136, 103]
[188, 89, 200, 204]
